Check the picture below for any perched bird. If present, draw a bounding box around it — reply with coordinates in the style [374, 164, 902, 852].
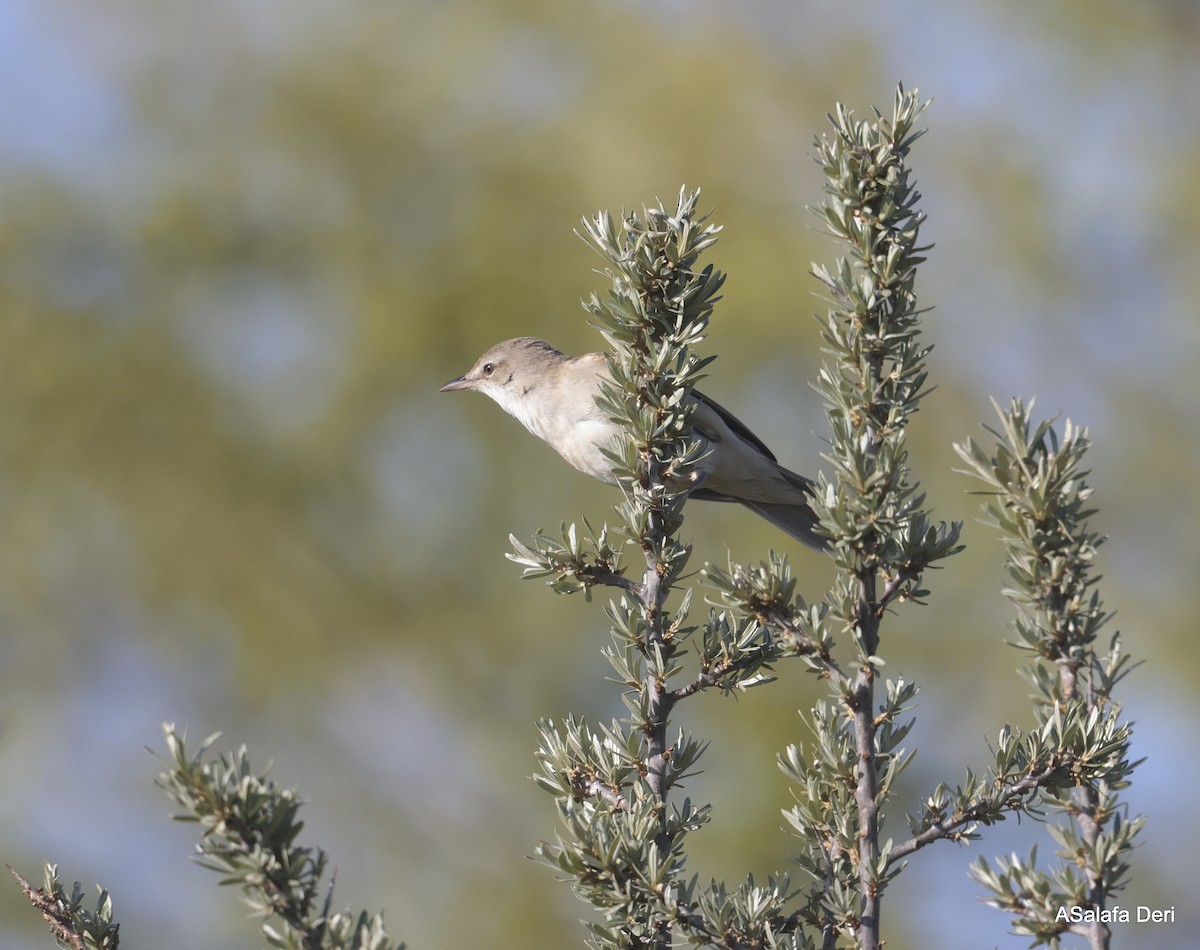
[441, 337, 824, 550]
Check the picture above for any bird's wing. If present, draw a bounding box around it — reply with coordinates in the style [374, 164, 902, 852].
[691, 389, 778, 461]
[690, 465, 815, 502]
[689, 389, 816, 501]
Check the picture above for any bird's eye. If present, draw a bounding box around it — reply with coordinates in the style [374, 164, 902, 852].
[482, 363, 495, 376]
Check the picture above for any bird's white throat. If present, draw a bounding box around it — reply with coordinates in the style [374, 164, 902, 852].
[492, 383, 557, 445]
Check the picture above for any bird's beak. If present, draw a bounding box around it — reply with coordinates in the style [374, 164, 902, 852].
[439, 375, 474, 392]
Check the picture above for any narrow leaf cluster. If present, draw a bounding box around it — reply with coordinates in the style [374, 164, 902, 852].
[155, 724, 403, 950]
[697, 85, 964, 950]
[809, 86, 961, 579]
[956, 401, 1143, 950]
[508, 520, 630, 600]
[579, 187, 725, 561]
[9, 863, 119, 950]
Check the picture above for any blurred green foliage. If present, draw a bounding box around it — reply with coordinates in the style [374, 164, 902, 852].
[2, 2, 1198, 949]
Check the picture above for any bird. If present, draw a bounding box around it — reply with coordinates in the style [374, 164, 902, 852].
[440, 337, 825, 550]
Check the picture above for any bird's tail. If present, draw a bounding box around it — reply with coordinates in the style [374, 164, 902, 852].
[740, 466, 826, 550]
[738, 497, 826, 551]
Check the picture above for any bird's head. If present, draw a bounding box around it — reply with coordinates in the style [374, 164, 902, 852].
[439, 337, 564, 406]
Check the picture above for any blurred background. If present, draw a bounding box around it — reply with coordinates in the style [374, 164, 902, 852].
[1, 1, 1197, 947]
